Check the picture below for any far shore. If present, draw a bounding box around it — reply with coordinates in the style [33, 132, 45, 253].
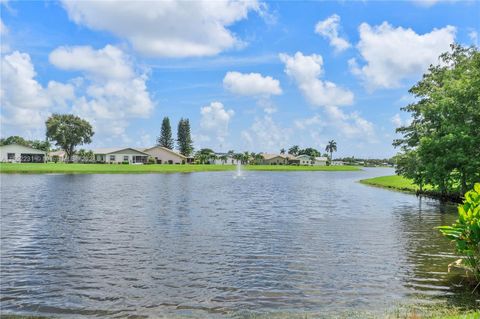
[359, 175, 463, 202]
[0, 163, 361, 174]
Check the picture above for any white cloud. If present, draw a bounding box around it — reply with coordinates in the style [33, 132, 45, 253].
[223, 71, 282, 96]
[411, 0, 463, 7]
[0, 18, 7, 35]
[1, 45, 154, 140]
[469, 31, 478, 46]
[280, 51, 354, 107]
[200, 101, 234, 145]
[49, 45, 135, 80]
[324, 105, 376, 141]
[315, 14, 351, 53]
[391, 113, 412, 129]
[0, 51, 75, 131]
[241, 115, 291, 152]
[349, 22, 456, 90]
[294, 114, 324, 130]
[49, 45, 154, 136]
[61, 0, 261, 58]
[391, 114, 403, 128]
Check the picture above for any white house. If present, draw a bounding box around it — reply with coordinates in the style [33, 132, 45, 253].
[142, 146, 186, 164]
[331, 160, 345, 166]
[295, 155, 328, 166]
[0, 144, 46, 163]
[92, 148, 149, 164]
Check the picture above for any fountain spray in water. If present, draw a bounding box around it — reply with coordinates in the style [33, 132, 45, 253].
[234, 161, 243, 179]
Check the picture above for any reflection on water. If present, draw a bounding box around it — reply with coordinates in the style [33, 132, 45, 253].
[0, 168, 478, 317]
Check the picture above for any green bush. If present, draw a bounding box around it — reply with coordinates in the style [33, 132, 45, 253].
[437, 183, 480, 283]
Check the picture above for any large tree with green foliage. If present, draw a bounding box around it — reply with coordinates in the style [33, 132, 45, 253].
[394, 44, 480, 195]
[0, 136, 51, 152]
[46, 114, 94, 162]
[298, 147, 320, 157]
[157, 117, 174, 149]
[288, 145, 300, 156]
[176, 118, 194, 157]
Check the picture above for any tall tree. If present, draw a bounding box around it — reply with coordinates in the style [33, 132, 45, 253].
[177, 118, 194, 157]
[325, 140, 337, 161]
[157, 117, 174, 149]
[46, 114, 94, 162]
[288, 145, 300, 156]
[394, 44, 480, 195]
[280, 148, 286, 154]
[299, 147, 320, 157]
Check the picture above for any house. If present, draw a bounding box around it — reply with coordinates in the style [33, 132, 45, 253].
[142, 146, 186, 164]
[258, 153, 289, 165]
[0, 144, 46, 163]
[208, 153, 240, 165]
[313, 156, 328, 166]
[296, 155, 328, 166]
[92, 148, 149, 164]
[48, 150, 67, 162]
[331, 160, 345, 166]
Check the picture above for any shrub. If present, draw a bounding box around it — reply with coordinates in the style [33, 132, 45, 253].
[147, 157, 156, 164]
[122, 161, 129, 164]
[437, 183, 480, 283]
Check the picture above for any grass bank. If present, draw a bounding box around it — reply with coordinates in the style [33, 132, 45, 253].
[359, 175, 425, 193]
[359, 175, 462, 202]
[0, 163, 360, 174]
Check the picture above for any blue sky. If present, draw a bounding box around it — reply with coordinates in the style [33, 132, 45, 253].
[1, 0, 478, 157]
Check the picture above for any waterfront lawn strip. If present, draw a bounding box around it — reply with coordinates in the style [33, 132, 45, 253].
[0, 163, 360, 174]
[359, 175, 424, 192]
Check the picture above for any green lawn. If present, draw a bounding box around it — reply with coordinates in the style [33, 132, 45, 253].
[0, 163, 360, 174]
[359, 175, 432, 193]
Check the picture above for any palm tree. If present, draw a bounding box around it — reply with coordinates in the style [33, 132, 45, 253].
[325, 140, 337, 162]
[243, 151, 250, 165]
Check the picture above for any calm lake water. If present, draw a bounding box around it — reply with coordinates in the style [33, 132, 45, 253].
[1, 168, 478, 318]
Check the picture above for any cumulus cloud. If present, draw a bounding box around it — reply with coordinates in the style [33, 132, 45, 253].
[1, 45, 154, 140]
[280, 51, 354, 107]
[49, 45, 154, 136]
[315, 14, 351, 53]
[0, 51, 75, 130]
[223, 71, 282, 96]
[61, 0, 261, 58]
[349, 22, 456, 90]
[200, 101, 234, 145]
[324, 105, 376, 141]
[241, 115, 291, 152]
[50, 45, 135, 80]
[294, 114, 324, 130]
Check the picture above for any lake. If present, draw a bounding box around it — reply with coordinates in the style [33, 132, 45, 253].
[0, 168, 478, 318]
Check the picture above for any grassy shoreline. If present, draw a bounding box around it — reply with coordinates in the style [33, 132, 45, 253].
[0, 163, 360, 174]
[359, 175, 463, 202]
